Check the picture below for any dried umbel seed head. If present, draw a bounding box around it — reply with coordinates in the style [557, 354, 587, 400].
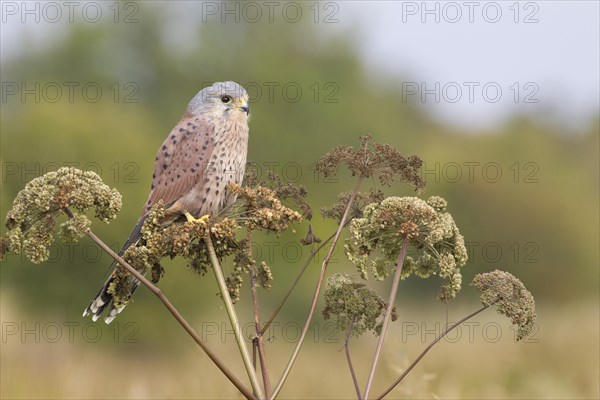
[472, 269, 537, 341]
[321, 190, 385, 224]
[229, 183, 303, 233]
[1, 167, 122, 263]
[125, 178, 303, 304]
[242, 168, 312, 220]
[314, 135, 425, 190]
[345, 196, 467, 301]
[323, 273, 397, 337]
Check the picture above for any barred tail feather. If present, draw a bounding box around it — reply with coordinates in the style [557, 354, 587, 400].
[82, 274, 117, 322]
[103, 279, 141, 324]
[83, 217, 146, 324]
[83, 272, 143, 324]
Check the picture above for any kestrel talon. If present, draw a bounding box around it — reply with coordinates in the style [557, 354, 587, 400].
[83, 81, 250, 323]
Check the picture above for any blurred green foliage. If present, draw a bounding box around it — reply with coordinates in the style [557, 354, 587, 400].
[1, 2, 598, 329]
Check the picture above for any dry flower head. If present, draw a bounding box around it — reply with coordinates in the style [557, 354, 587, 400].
[345, 196, 468, 301]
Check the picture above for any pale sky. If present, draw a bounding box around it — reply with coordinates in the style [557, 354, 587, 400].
[1, 1, 598, 131]
[342, 1, 599, 130]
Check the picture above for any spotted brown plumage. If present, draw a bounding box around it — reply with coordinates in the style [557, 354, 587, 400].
[84, 81, 250, 323]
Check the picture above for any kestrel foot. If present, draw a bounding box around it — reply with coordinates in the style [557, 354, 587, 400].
[184, 212, 210, 224]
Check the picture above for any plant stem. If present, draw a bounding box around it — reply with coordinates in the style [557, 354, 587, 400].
[248, 231, 271, 397]
[345, 316, 363, 400]
[68, 215, 255, 400]
[270, 176, 363, 399]
[205, 234, 265, 400]
[252, 338, 257, 369]
[260, 226, 345, 336]
[363, 237, 409, 400]
[375, 304, 490, 400]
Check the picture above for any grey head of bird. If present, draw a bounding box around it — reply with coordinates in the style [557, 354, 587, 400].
[186, 81, 250, 120]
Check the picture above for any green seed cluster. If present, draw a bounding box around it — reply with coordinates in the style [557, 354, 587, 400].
[345, 196, 468, 301]
[323, 273, 398, 337]
[1, 167, 122, 263]
[472, 269, 537, 341]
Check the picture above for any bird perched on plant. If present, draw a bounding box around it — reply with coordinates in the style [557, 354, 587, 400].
[83, 81, 250, 323]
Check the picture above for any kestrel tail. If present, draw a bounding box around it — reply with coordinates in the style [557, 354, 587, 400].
[83, 81, 250, 324]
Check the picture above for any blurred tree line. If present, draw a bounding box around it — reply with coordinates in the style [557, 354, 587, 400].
[1, 2, 598, 326]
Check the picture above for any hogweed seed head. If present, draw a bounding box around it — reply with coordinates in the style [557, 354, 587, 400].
[323, 273, 398, 337]
[321, 190, 385, 224]
[1, 168, 122, 263]
[314, 135, 425, 190]
[123, 174, 303, 303]
[345, 196, 468, 301]
[472, 269, 537, 341]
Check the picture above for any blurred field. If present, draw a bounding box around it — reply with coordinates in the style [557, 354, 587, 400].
[1, 290, 598, 399]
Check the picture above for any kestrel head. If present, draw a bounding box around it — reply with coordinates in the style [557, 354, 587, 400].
[187, 81, 250, 120]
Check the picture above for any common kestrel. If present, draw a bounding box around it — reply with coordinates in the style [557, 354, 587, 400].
[84, 81, 250, 323]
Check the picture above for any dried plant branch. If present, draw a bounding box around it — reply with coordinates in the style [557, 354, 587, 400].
[260, 226, 343, 336]
[205, 234, 265, 400]
[270, 176, 363, 399]
[344, 316, 363, 400]
[62, 208, 256, 400]
[363, 237, 409, 399]
[248, 232, 271, 397]
[375, 304, 490, 400]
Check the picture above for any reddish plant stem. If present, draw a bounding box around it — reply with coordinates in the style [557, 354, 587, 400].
[64, 207, 255, 400]
[270, 176, 363, 399]
[248, 231, 271, 397]
[260, 227, 344, 336]
[363, 237, 410, 399]
[344, 316, 363, 400]
[375, 304, 490, 400]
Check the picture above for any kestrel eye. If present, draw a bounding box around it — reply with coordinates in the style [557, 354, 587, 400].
[221, 95, 232, 104]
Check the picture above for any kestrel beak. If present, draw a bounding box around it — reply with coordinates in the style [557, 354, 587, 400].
[237, 98, 250, 115]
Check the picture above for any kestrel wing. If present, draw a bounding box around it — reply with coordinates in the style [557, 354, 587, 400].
[88, 116, 216, 320]
[119, 115, 215, 252]
[142, 114, 216, 218]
